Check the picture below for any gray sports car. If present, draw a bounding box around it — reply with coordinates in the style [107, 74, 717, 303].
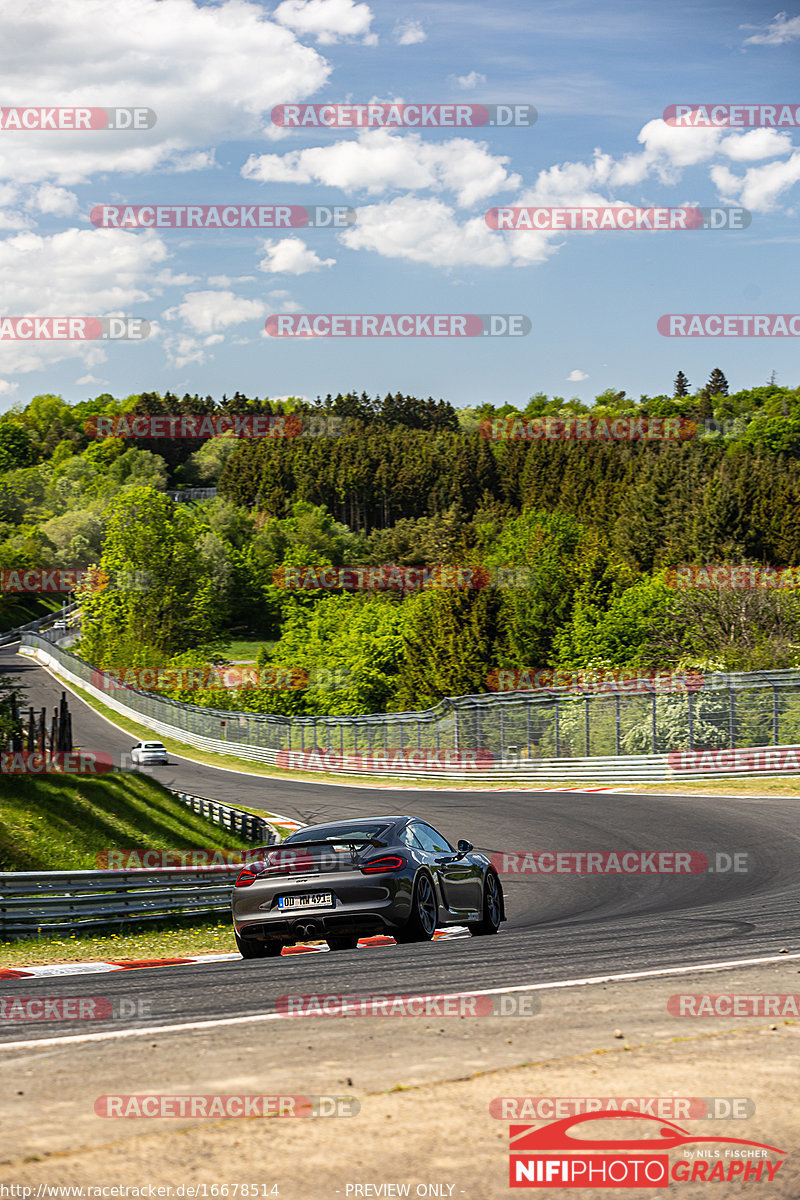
[231, 814, 505, 957]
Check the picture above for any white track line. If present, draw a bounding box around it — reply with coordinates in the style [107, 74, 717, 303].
[2, 950, 798, 1052]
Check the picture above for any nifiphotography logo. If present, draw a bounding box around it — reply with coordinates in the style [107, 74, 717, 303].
[508, 1111, 785, 1188]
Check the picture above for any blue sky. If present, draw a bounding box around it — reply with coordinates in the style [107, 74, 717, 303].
[1, 0, 798, 411]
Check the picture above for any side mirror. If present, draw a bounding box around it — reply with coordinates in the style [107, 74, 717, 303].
[457, 839, 473, 856]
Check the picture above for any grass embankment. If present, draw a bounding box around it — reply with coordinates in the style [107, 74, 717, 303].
[0, 916, 238, 967]
[0, 771, 249, 872]
[0, 595, 62, 632]
[219, 636, 277, 662]
[0, 772, 254, 964]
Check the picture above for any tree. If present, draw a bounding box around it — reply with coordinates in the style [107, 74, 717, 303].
[0, 423, 37, 472]
[707, 368, 729, 397]
[673, 371, 690, 397]
[77, 486, 218, 669]
[485, 509, 587, 667]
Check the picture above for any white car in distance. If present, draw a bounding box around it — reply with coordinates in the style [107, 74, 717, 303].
[131, 740, 168, 765]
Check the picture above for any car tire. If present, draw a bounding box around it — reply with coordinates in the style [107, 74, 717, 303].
[468, 871, 503, 936]
[235, 930, 283, 959]
[326, 934, 359, 951]
[394, 872, 437, 944]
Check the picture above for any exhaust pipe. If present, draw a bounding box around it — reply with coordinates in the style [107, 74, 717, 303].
[293, 918, 322, 940]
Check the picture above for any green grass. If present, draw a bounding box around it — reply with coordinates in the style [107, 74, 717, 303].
[0, 914, 238, 966]
[0, 771, 250, 872]
[0, 596, 63, 633]
[219, 637, 277, 662]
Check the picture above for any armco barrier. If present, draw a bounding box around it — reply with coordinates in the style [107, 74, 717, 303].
[18, 636, 800, 783]
[0, 603, 79, 648]
[169, 789, 278, 844]
[0, 867, 240, 937]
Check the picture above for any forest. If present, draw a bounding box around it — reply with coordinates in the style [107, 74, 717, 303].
[0, 371, 798, 715]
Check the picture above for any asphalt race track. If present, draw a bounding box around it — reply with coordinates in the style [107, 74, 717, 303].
[1, 641, 799, 1044]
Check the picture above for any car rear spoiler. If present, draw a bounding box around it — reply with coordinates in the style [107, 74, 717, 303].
[242, 836, 387, 863]
[277, 837, 388, 849]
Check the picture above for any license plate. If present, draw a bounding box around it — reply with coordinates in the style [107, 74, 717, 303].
[278, 893, 334, 910]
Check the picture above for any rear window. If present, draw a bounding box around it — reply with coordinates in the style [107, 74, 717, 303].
[144, 743, 165, 749]
[285, 821, 390, 844]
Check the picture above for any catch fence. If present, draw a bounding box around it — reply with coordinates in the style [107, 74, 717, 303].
[20, 635, 800, 781]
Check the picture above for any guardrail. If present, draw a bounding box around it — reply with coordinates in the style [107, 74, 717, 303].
[0, 867, 240, 937]
[0, 603, 79, 648]
[169, 789, 278, 844]
[20, 636, 800, 783]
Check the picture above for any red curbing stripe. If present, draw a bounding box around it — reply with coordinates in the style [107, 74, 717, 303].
[0, 968, 33, 979]
[107, 957, 195, 969]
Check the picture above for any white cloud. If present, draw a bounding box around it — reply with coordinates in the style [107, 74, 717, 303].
[742, 12, 800, 45]
[162, 290, 270, 336]
[566, 370, 588, 381]
[75, 373, 106, 385]
[0, 380, 19, 397]
[0, 0, 331, 185]
[710, 151, 800, 211]
[273, 0, 374, 44]
[339, 195, 549, 268]
[451, 71, 486, 90]
[242, 129, 521, 207]
[0, 227, 166, 374]
[27, 184, 78, 216]
[207, 275, 256, 287]
[393, 18, 426, 45]
[719, 129, 794, 161]
[258, 237, 335, 274]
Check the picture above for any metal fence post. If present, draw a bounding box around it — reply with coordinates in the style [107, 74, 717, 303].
[729, 687, 735, 748]
[651, 692, 657, 754]
[584, 697, 590, 757]
[773, 684, 779, 745]
[554, 697, 560, 757]
[687, 690, 694, 750]
[615, 693, 621, 757]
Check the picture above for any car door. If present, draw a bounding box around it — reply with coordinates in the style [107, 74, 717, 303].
[409, 822, 482, 916]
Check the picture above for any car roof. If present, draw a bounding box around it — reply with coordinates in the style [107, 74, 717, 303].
[300, 816, 412, 828]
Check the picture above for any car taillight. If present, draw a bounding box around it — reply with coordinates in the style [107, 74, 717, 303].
[234, 867, 260, 887]
[360, 855, 405, 874]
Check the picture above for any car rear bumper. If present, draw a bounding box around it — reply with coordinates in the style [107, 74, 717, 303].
[235, 910, 397, 943]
